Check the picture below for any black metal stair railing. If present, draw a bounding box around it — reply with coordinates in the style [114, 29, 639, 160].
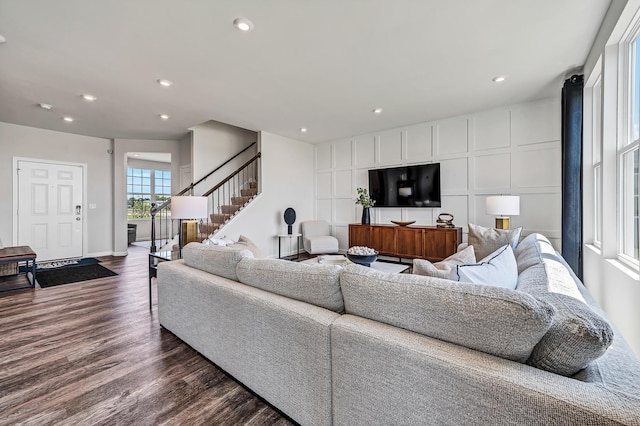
[149, 149, 260, 252]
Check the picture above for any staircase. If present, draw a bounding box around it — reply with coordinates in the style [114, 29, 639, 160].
[200, 180, 259, 235]
[150, 145, 260, 252]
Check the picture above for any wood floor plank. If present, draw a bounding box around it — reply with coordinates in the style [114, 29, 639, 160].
[0, 246, 295, 425]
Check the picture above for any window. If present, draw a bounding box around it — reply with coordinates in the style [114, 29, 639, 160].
[622, 34, 640, 263]
[593, 76, 603, 246]
[127, 168, 171, 218]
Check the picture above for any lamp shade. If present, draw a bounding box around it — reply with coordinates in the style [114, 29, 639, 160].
[171, 196, 208, 219]
[486, 196, 520, 216]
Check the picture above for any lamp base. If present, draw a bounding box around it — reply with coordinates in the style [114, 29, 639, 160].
[495, 217, 510, 230]
[181, 220, 199, 246]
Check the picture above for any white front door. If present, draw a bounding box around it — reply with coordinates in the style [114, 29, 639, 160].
[17, 160, 84, 261]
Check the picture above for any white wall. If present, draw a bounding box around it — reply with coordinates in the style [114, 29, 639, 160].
[215, 131, 314, 258]
[113, 138, 181, 255]
[0, 122, 114, 257]
[314, 98, 562, 251]
[190, 121, 257, 194]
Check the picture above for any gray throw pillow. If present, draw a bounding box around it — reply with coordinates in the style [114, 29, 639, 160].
[413, 245, 476, 279]
[468, 223, 522, 260]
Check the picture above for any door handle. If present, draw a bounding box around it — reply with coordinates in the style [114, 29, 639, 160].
[76, 205, 81, 215]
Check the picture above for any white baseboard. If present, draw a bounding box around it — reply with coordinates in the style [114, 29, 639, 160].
[86, 251, 115, 258]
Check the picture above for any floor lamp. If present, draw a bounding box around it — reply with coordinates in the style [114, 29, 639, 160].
[171, 196, 208, 252]
[486, 195, 520, 230]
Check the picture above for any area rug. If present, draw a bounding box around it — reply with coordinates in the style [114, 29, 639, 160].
[36, 264, 117, 288]
[19, 257, 100, 273]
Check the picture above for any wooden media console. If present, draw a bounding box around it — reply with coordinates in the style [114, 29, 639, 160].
[349, 224, 462, 262]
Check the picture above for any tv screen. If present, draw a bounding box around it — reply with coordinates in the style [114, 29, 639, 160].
[368, 163, 441, 207]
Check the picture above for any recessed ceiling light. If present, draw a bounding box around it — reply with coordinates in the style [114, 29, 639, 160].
[62, 116, 74, 122]
[492, 76, 506, 83]
[373, 108, 383, 114]
[39, 103, 53, 110]
[157, 79, 173, 87]
[233, 17, 254, 32]
[0, 34, 6, 44]
[159, 114, 170, 120]
[300, 128, 308, 133]
[82, 94, 97, 102]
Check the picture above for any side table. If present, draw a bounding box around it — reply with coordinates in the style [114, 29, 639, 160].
[0, 246, 37, 292]
[277, 233, 302, 260]
[149, 250, 180, 310]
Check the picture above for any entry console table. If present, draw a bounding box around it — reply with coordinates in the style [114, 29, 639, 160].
[349, 224, 462, 262]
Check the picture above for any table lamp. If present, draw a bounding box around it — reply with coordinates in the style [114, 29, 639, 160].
[486, 195, 520, 229]
[171, 196, 208, 249]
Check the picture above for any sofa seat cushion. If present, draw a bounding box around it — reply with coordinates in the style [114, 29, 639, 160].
[413, 245, 476, 279]
[340, 264, 555, 362]
[468, 223, 522, 260]
[515, 233, 615, 376]
[236, 258, 344, 313]
[304, 235, 339, 255]
[182, 242, 253, 282]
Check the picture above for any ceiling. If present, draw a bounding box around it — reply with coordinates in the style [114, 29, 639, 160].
[0, 0, 611, 144]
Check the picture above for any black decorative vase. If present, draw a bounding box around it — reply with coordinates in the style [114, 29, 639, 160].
[361, 207, 371, 225]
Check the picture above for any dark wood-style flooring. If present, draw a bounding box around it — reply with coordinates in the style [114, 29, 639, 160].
[0, 245, 294, 426]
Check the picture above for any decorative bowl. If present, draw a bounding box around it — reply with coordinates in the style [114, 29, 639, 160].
[391, 220, 416, 226]
[347, 252, 379, 267]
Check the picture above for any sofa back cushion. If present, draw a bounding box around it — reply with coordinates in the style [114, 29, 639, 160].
[183, 242, 253, 282]
[514, 234, 615, 376]
[236, 258, 344, 313]
[340, 264, 554, 362]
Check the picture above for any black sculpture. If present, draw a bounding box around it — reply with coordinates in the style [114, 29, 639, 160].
[284, 208, 296, 234]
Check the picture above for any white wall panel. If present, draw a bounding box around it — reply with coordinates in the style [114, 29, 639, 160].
[405, 123, 432, 160]
[334, 170, 352, 197]
[405, 208, 435, 225]
[518, 193, 561, 235]
[315, 97, 562, 253]
[474, 153, 511, 191]
[334, 225, 350, 250]
[316, 172, 332, 197]
[377, 130, 402, 165]
[315, 144, 332, 170]
[354, 168, 368, 190]
[435, 117, 468, 155]
[513, 143, 561, 189]
[475, 109, 510, 150]
[440, 195, 468, 231]
[440, 158, 468, 192]
[472, 195, 498, 229]
[334, 140, 352, 169]
[335, 198, 355, 223]
[316, 199, 332, 222]
[354, 136, 376, 167]
[511, 99, 561, 146]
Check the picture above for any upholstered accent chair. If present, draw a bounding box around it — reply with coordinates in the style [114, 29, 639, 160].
[301, 220, 339, 254]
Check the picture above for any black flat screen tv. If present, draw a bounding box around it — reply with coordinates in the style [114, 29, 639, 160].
[368, 163, 441, 207]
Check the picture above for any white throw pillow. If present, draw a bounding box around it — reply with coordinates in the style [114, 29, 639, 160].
[412, 245, 476, 279]
[450, 245, 518, 290]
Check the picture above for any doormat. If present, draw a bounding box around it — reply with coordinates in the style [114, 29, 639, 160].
[36, 264, 117, 288]
[19, 257, 100, 273]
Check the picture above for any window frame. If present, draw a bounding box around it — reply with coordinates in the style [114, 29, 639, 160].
[127, 167, 172, 219]
[619, 24, 640, 268]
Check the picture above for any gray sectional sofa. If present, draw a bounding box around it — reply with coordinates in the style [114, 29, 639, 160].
[157, 233, 640, 425]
